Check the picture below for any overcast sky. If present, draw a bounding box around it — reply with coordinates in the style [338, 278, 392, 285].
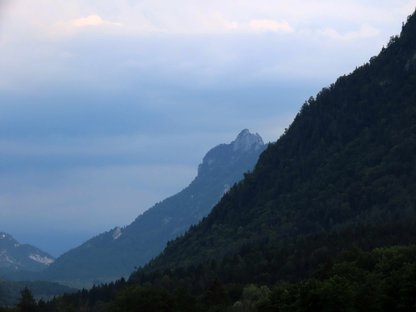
[0, 0, 414, 256]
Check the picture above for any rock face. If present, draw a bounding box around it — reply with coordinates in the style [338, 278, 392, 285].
[199, 129, 264, 177]
[43, 130, 266, 287]
[0, 232, 54, 277]
[232, 129, 264, 152]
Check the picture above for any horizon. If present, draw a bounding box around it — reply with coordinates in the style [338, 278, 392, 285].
[0, 1, 414, 256]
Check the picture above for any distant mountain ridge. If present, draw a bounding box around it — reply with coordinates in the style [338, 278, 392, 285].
[43, 129, 266, 287]
[0, 232, 54, 277]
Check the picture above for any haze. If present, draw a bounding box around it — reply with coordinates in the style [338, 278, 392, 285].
[0, 0, 413, 256]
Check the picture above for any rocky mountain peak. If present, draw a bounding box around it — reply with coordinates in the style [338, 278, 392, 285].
[232, 129, 264, 152]
[42, 129, 266, 285]
[0, 231, 55, 274]
[198, 130, 265, 176]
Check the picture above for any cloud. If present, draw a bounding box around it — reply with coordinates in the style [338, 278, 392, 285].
[319, 24, 380, 41]
[58, 14, 122, 33]
[211, 13, 240, 31]
[70, 15, 113, 28]
[248, 19, 294, 33]
[2, 0, 412, 39]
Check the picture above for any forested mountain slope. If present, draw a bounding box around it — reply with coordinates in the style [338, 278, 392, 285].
[43, 130, 265, 287]
[0, 280, 74, 307]
[138, 10, 416, 280]
[8, 9, 416, 312]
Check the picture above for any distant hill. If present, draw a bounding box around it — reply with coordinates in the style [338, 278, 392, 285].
[43, 129, 265, 287]
[0, 232, 54, 278]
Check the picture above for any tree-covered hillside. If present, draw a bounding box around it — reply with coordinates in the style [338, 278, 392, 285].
[4, 8, 416, 312]
[141, 10, 416, 278]
[106, 245, 416, 312]
[0, 280, 74, 307]
[43, 130, 265, 287]
[18, 245, 416, 311]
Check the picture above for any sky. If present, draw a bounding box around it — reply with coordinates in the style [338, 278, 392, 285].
[0, 0, 415, 256]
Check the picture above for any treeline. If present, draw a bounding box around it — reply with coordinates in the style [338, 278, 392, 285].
[0, 281, 74, 308]
[112, 245, 416, 312]
[2, 244, 415, 311]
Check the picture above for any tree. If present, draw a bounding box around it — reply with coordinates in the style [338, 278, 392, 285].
[17, 287, 37, 312]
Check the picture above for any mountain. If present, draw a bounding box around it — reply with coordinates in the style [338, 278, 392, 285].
[122, 7, 416, 302]
[43, 129, 265, 287]
[0, 232, 54, 278]
[38, 10, 416, 311]
[138, 11, 416, 279]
